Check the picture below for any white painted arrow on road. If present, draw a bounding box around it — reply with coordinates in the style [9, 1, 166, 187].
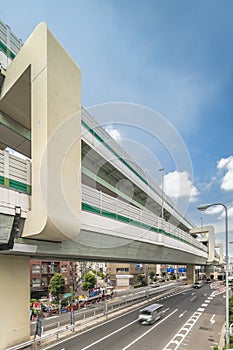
[210, 314, 215, 324]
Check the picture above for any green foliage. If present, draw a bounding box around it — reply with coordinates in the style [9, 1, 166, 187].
[48, 273, 66, 300]
[82, 271, 97, 290]
[137, 274, 144, 283]
[82, 281, 92, 291]
[229, 295, 233, 324]
[137, 274, 147, 285]
[149, 271, 155, 281]
[97, 271, 105, 279]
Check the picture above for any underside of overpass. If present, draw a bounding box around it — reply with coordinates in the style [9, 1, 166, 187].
[1, 234, 208, 265]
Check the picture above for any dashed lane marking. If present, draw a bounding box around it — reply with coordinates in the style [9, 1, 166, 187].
[163, 311, 202, 350]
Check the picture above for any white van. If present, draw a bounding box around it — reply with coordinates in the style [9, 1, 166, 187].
[138, 303, 164, 324]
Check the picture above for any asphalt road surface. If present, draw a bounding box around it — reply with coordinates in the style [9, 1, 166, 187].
[41, 283, 225, 350]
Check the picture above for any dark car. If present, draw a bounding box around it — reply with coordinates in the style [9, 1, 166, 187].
[205, 278, 211, 284]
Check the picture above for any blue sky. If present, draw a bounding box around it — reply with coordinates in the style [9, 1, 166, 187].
[2, 0, 233, 253]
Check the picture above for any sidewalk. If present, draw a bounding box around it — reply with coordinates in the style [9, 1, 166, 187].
[218, 322, 225, 350]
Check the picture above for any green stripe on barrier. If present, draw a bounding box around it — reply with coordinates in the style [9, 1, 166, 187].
[0, 175, 4, 186]
[1, 175, 29, 194]
[81, 119, 193, 228]
[82, 202, 206, 253]
[82, 202, 205, 252]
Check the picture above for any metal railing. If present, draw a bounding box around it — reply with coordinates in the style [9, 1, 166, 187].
[82, 184, 207, 253]
[7, 283, 188, 350]
[81, 108, 191, 228]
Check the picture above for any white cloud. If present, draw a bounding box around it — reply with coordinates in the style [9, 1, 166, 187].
[164, 170, 199, 203]
[228, 207, 233, 218]
[104, 125, 122, 144]
[202, 206, 224, 215]
[217, 156, 233, 191]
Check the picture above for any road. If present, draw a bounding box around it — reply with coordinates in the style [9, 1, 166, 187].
[40, 283, 225, 350]
[31, 282, 176, 335]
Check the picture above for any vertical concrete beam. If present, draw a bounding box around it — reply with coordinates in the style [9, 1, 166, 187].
[0, 255, 30, 349]
[0, 22, 82, 241]
[186, 264, 195, 284]
[190, 226, 216, 263]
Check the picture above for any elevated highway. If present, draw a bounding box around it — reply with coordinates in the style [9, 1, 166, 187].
[0, 21, 221, 348]
[0, 118, 209, 266]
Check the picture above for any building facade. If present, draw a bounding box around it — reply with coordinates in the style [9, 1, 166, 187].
[106, 262, 158, 287]
[30, 259, 78, 299]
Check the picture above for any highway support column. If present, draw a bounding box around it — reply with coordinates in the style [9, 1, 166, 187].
[0, 21, 82, 349]
[186, 264, 195, 284]
[0, 22, 82, 242]
[0, 255, 30, 349]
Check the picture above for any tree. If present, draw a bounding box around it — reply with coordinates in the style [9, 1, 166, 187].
[82, 271, 96, 291]
[48, 273, 66, 300]
[149, 271, 155, 282]
[137, 274, 146, 285]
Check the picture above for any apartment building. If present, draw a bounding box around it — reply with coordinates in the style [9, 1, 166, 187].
[30, 259, 78, 298]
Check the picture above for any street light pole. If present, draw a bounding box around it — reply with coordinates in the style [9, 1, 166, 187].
[159, 168, 164, 220]
[197, 203, 229, 349]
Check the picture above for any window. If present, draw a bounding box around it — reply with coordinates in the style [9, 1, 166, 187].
[49, 264, 55, 273]
[32, 264, 40, 274]
[42, 265, 48, 274]
[116, 268, 129, 272]
[41, 277, 47, 286]
[61, 265, 67, 273]
[32, 278, 40, 288]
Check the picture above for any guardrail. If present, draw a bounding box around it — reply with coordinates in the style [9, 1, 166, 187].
[7, 283, 189, 350]
[81, 108, 194, 229]
[82, 184, 207, 253]
[0, 149, 31, 194]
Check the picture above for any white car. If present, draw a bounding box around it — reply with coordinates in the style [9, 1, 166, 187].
[151, 282, 160, 288]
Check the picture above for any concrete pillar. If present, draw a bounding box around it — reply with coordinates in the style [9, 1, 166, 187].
[0, 255, 30, 349]
[186, 264, 195, 284]
[0, 22, 82, 242]
[205, 265, 214, 277]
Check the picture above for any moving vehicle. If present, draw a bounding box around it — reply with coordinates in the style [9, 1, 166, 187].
[103, 286, 115, 297]
[150, 282, 160, 288]
[84, 287, 115, 304]
[193, 280, 204, 288]
[138, 303, 164, 324]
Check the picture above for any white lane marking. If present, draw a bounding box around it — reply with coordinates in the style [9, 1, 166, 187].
[42, 301, 151, 350]
[197, 308, 205, 312]
[179, 310, 187, 318]
[205, 299, 211, 303]
[121, 309, 178, 350]
[210, 314, 216, 324]
[80, 318, 139, 350]
[163, 311, 202, 350]
[189, 296, 196, 302]
[201, 303, 208, 307]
